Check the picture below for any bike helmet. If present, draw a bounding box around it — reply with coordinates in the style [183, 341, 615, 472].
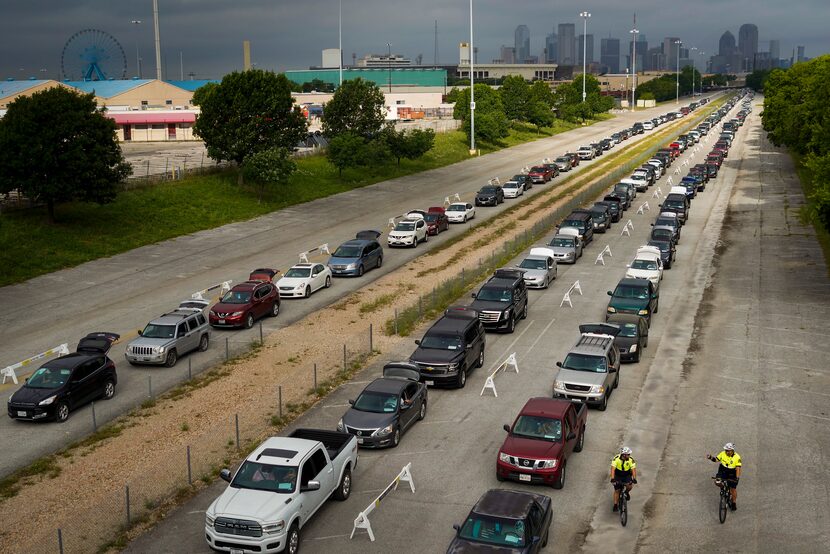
[723, 443, 735, 451]
[620, 446, 632, 456]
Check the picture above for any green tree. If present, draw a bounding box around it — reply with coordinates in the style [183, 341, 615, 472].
[322, 78, 387, 139]
[499, 75, 531, 121]
[529, 80, 556, 108]
[453, 84, 509, 143]
[192, 70, 308, 184]
[0, 87, 131, 223]
[383, 127, 435, 165]
[243, 147, 297, 203]
[327, 132, 365, 176]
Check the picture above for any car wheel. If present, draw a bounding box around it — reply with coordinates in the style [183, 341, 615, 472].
[55, 402, 70, 423]
[521, 303, 528, 319]
[418, 400, 427, 421]
[103, 380, 115, 400]
[598, 393, 608, 411]
[553, 463, 566, 490]
[654, 300, 659, 314]
[457, 368, 467, 389]
[476, 348, 484, 368]
[304, 286, 311, 298]
[333, 467, 352, 501]
[270, 302, 280, 317]
[357, 265, 365, 277]
[614, 373, 620, 389]
[574, 426, 586, 453]
[164, 349, 178, 367]
[198, 334, 209, 352]
[634, 346, 642, 363]
[423, 233, 428, 243]
[377, 256, 383, 268]
[286, 523, 300, 554]
[391, 426, 401, 448]
[507, 316, 516, 334]
[644, 335, 649, 348]
[411, 237, 418, 248]
[462, 215, 467, 223]
[496, 473, 506, 482]
[244, 313, 255, 329]
[325, 276, 332, 288]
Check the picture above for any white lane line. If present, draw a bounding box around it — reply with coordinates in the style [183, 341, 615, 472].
[497, 320, 536, 361]
[526, 318, 557, 356]
[712, 398, 756, 407]
[305, 534, 352, 541]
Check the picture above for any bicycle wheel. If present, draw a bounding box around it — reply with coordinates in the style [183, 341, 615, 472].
[718, 491, 728, 524]
[620, 494, 628, 527]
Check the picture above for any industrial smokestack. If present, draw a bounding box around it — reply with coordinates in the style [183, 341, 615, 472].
[243, 40, 251, 70]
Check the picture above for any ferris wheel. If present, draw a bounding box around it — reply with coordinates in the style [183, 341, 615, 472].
[61, 29, 127, 81]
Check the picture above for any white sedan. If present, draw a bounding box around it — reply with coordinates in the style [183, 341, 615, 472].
[446, 202, 476, 223]
[387, 216, 428, 248]
[277, 263, 332, 298]
[502, 181, 524, 198]
[625, 246, 663, 287]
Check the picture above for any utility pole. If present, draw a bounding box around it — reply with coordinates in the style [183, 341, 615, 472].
[580, 12, 591, 102]
[152, 0, 162, 80]
[131, 20, 142, 79]
[469, 0, 475, 154]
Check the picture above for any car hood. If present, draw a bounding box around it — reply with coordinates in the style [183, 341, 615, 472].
[276, 277, 309, 287]
[625, 268, 659, 282]
[389, 229, 416, 237]
[501, 434, 563, 460]
[470, 300, 510, 313]
[614, 336, 637, 349]
[341, 408, 395, 430]
[209, 487, 292, 523]
[327, 256, 360, 266]
[609, 296, 649, 311]
[555, 368, 607, 387]
[447, 538, 522, 553]
[128, 336, 174, 348]
[10, 385, 56, 405]
[212, 301, 252, 313]
[520, 269, 547, 280]
[410, 347, 464, 365]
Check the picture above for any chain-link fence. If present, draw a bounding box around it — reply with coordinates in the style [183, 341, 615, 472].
[13, 322, 375, 554]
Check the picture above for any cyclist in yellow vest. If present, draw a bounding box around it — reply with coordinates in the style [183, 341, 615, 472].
[610, 446, 637, 512]
[707, 442, 742, 510]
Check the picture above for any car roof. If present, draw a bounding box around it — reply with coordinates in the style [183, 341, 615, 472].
[471, 489, 547, 520]
[520, 397, 571, 419]
[151, 310, 201, 325]
[607, 313, 646, 326]
[338, 238, 374, 248]
[43, 352, 99, 368]
[617, 277, 650, 287]
[231, 281, 261, 292]
[364, 377, 408, 394]
[427, 315, 474, 335]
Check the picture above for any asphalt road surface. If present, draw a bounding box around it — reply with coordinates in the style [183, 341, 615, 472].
[0, 99, 703, 478]
[122, 96, 821, 554]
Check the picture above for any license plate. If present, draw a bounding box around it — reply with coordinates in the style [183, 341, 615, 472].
[218, 319, 225, 324]
[17, 411, 26, 417]
[425, 380, 434, 386]
[230, 549, 244, 554]
[357, 438, 364, 445]
[142, 358, 151, 362]
[519, 474, 531, 482]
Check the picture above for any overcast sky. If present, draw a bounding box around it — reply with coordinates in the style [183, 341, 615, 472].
[2, 0, 827, 80]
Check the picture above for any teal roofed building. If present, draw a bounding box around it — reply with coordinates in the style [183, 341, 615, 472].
[285, 68, 446, 89]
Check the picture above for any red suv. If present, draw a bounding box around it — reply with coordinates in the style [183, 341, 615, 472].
[528, 165, 553, 184]
[209, 280, 280, 329]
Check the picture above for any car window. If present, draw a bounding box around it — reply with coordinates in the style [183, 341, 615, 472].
[27, 366, 71, 389]
[309, 448, 327, 480]
[476, 288, 511, 302]
[333, 245, 361, 257]
[420, 333, 464, 350]
[459, 514, 526, 548]
[197, 314, 206, 326]
[512, 415, 562, 442]
[616, 323, 639, 337]
[285, 267, 312, 278]
[464, 326, 478, 345]
[609, 349, 617, 367]
[404, 383, 419, 402]
[231, 461, 297, 493]
[300, 457, 316, 488]
[73, 359, 101, 381]
[142, 323, 176, 339]
[176, 323, 187, 337]
[562, 353, 608, 373]
[353, 391, 398, 413]
[187, 318, 199, 332]
[613, 285, 650, 299]
[222, 290, 252, 304]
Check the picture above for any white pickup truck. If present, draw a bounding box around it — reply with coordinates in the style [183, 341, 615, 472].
[205, 429, 359, 554]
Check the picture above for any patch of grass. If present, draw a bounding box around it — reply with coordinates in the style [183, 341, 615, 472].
[0, 455, 62, 499]
[0, 117, 610, 287]
[791, 151, 830, 277]
[180, 422, 190, 432]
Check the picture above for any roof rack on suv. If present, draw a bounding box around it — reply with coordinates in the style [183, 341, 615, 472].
[444, 305, 479, 319]
[158, 309, 198, 320]
[493, 268, 525, 280]
[576, 333, 615, 348]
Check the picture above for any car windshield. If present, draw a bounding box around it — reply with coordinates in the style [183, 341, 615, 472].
[614, 185, 628, 194]
[512, 175, 526, 181]
[563, 219, 585, 229]
[562, 353, 608, 373]
[447, 205, 466, 212]
[504, 183, 519, 189]
[649, 240, 669, 252]
[394, 222, 416, 231]
[519, 258, 547, 270]
[458, 514, 526, 548]
[231, 461, 297, 493]
[630, 174, 645, 180]
[479, 187, 497, 194]
[141, 323, 176, 338]
[551, 237, 575, 247]
[556, 157, 570, 163]
[220, 290, 252, 304]
[655, 218, 675, 227]
[333, 246, 362, 258]
[284, 268, 311, 278]
[26, 366, 70, 389]
[420, 334, 464, 350]
[664, 200, 684, 209]
[617, 323, 639, 338]
[613, 284, 650, 299]
[353, 390, 398, 413]
[631, 259, 658, 271]
[476, 287, 512, 302]
[652, 230, 673, 241]
[511, 415, 562, 442]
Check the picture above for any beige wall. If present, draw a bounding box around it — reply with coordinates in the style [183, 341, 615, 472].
[100, 81, 195, 110]
[0, 81, 74, 109]
[597, 73, 661, 93]
[116, 122, 196, 142]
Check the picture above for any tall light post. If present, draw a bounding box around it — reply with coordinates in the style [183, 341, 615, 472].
[630, 27, 639, 111]
[469, 0, 475, 154]
[338, 0, 343, 86]
[386, 42, 392, 93]
[152, 0, 162, 80]
[689, 46, 698, 96]
[674, 39, 682, 104]
[131, 19, 142, 78]
[580, 11, 591, 102]
[624, 67, 629, 108]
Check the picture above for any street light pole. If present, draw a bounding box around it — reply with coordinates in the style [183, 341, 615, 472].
[152, 0, 162, 80]
[674, 39, 682, 104]
[386, 42, 392, 92]
[580, 11, 591, 102]
[131, 20, 142, 79]
[338, 0, 343, 87]
[469, 0, 475, 154]
[630, 28, 639, 111]
[689, 46, 698, 96]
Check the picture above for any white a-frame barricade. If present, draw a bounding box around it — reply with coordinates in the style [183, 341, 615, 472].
[2, 344, 70, 384]
[351, 463, 416, 541]
[480, 353, 519, 397]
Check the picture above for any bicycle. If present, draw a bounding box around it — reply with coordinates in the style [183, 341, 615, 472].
[712, 476, 736, 523]
[612, 479, 635, 527]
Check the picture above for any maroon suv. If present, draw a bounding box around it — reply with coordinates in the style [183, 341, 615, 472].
[209, 280, 280, 329]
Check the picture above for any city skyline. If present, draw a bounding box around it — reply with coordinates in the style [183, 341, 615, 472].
[0, 0, 827, 80]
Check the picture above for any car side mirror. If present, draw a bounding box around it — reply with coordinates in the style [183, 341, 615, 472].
[301, 480, 321, 492]
[453, 524, 461, 533]
[470, 293, 476, 299]
[137, 329, 143, 336]
[503, 424, 511, 433]
[466, 344, 473, 350]
[607, 291, 612, 296]
[652, 293, 658, 299]
[220, 469, 232, 482]
[532, 536, 541, 545]
[414, 339, 421, 346]
[556, 361, 563, 368]
[609, 366, 617, 373]
[400, 403, 411, 411]
[567, 432, 577, 441]
[625, 264, 631, 268]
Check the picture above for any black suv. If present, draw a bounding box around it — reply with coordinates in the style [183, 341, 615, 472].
[471, 269, 529, 333]
[409, 306, 486, 388]
[475, 185, 505, 206]
[8, 332, 120, 423]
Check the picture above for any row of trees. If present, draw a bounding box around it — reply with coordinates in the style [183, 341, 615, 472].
[634, 66, 703, 102]
[761, 55, 830, 231]
[446, 74, 614, 143]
